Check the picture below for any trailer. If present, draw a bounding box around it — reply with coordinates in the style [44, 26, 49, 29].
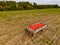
[27, 22, 47, 34]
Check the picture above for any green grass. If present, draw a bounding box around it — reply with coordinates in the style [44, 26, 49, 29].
[0, 8, 60, 20]
[0, 8, 60, 45]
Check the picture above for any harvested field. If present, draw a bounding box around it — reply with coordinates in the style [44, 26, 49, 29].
[0, 9, 60, 45]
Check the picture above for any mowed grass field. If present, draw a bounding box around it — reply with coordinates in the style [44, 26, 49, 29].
[0, 8, 60, 45]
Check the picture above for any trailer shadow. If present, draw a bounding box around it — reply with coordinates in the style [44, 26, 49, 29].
[24, 28, 44, 37]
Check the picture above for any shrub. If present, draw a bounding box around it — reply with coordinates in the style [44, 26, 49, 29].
[16, 6, 24, 10]
[4, 6, 11, 10]
[25, 5, 34, 10]
[0, 6, 4, 11]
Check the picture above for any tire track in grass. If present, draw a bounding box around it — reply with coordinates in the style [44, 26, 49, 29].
[47, 25, 60, 42]
[42, 16, 56, 38]
[39, 16, 60, 45]
[0, 15, 54, 36]
[0, 35, 9, 45]
[0, 15, 47, 36]
[40, 15, 54, 22]
[0, 28, 22, 45]
[34, 15, 60, 45]
[56, 36, 60, 45]
[24, 15, 54, 25]
[0, 14, 59, 44]
[51, 34, 59, 45]
[0, 28, 22, 44]
[5, 31, 30, 45]
[0, 22, 20, 36]
[5, 34, 22, 45]
[11, 15, 53, 45]
[32, 15, 56, 44]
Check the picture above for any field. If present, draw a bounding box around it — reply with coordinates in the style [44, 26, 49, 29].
[0, 8, 60, 45]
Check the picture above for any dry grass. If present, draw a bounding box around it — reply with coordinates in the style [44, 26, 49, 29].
[0, 9, 60, 45]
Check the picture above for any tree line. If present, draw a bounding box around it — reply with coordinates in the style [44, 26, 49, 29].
[0, 1, 60, 11]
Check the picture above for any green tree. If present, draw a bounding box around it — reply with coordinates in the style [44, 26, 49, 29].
[6, 1, 16, 10]
[0, 1, 6, 6]
[0, 6, 4, 11]
[33, 2, 37, 9]
[18, 2, 33, 10]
